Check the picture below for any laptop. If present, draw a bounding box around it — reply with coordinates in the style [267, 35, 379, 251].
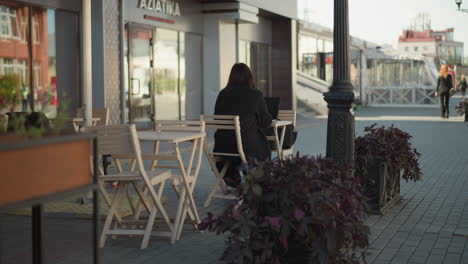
[264, 97, 280, 120]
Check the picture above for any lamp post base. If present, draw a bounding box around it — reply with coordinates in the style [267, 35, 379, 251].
[324, 90, 355, 162]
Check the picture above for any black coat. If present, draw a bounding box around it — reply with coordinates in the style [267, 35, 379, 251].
[436, 75, 453, 94]
[213, 85, 272, 162]
[459, 80, 467, 91]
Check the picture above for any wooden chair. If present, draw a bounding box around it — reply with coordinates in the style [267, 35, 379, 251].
[76, 107, 109, 126]
[73, 107, 109, 132]
[276, 110, 297, 158]
[201, 115, 247, 208]
[83, 124, 174, 249]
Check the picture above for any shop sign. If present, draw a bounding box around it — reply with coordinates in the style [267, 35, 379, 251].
[139, 0, 181, 17]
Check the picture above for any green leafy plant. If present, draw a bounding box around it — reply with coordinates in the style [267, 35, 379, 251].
[455, 99, 468, 116]
[0, 74, 21, 113]
[199, 156, 370, 264]
[355, 124, 422, 185]
[0, 74, 69, 138]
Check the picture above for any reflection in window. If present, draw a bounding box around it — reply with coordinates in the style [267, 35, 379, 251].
[0, 6, 20, 40]
[238, 40, 271, 96]
[32, 16, 40, 44]
[154, 28, 186, 120]
[0, 3, 77, 118]
[0, 4, 30, 113]
[32, 7, 53, 115]
[239, 40, 251, 65]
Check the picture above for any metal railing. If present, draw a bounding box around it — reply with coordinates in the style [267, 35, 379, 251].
[367, 86, 438, 107]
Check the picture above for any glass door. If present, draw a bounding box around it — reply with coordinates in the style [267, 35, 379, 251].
[126, 24, 186, 124]
[153, 28, 184, 120]
[127, 24, 154, 127]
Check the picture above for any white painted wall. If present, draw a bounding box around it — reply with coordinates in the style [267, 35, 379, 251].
[238, 16, 272, 44]
[220, 22, 237, 90]
[397, 42, 437, 57]
[202, 15, 222, 115]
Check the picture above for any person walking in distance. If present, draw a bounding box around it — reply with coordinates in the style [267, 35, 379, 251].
[459, 75, 467, 97]
[435, 64, 453, 119]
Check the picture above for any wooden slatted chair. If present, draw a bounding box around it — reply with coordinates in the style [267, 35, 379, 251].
[76, 107, 109, 126]
[201, 115, 247, 208]
[276, 110, 297, 158]
[84, 124, 174, 249]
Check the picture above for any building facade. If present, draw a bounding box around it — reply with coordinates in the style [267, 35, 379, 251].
[118, 0, 297, 127]
[0, 0, 298, 127]
[398, 28, 464, 65]
[296, 21, 365, 103]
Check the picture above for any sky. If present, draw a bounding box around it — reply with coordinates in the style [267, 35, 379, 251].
[298, 0, 468, 50]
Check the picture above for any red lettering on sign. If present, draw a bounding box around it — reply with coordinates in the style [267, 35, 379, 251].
[143, 15, 175, 24]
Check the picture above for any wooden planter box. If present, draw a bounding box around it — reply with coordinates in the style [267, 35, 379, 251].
[365, 162, 401, 215]
[0, 133, 94, 208]
[0, 133, 99, 264]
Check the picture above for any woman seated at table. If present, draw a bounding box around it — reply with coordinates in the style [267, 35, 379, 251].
[213, 63, 272, 187]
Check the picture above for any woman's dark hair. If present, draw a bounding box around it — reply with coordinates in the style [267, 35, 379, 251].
[226, 63, 255, 89]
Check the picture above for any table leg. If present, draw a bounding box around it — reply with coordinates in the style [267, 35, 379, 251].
[171, 187, 186, 244]
[278, 125, 287, 160]
[273, 126, 282, 160]
[172, 143, 200, 225]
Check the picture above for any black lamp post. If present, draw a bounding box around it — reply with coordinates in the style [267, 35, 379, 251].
[455, 0, 468, 12]
[323, 0, 355, 162]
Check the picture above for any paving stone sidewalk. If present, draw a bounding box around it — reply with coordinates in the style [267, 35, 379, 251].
[1, 101, 468, 264]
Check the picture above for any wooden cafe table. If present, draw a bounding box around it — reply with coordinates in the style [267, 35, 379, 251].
[137, 130, 205, 243]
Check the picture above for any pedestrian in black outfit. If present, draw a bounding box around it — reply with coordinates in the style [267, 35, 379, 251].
[459, 75, 467, 97]
[435, 64, 453, 119]
[213, 63, 272, 187]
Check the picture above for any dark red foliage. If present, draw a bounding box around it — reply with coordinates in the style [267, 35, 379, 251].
[355, 124, 422, 183]
[199, 155, 370, 264]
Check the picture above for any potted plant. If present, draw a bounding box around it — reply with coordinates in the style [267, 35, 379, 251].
[0, 73, 96, 211]
[455, 99, 468, 122]
[199, 156, 370, 264]
[355, 124, 422, 214]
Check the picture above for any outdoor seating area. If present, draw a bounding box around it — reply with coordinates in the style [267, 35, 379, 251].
[0, 107, 297, 250]
[78, 111, 297, 248]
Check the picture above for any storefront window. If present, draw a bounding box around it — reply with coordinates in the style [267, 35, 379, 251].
[317, 39, 324, 53]
[154, 28, 185, 120]
[298, 35, 318, 77]
[125, 24, 187, 124]
[0, 3, 79, 117]
[32, 7, 53, 115]
[239, 40, 251, 66]
[324, 40, 333, 53]
[239, 40, 271, 96]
